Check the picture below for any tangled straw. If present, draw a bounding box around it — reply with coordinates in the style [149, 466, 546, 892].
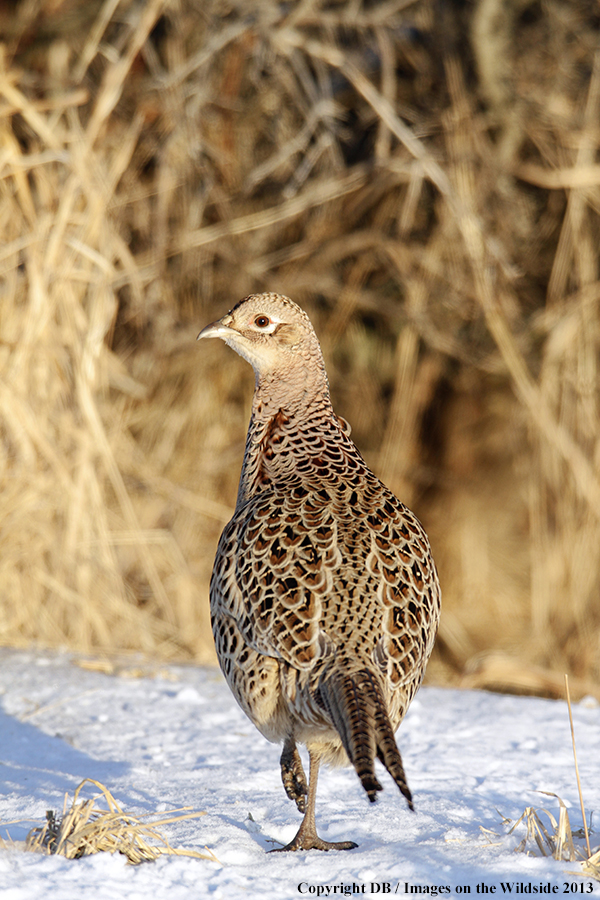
[24, 779, 215, 864]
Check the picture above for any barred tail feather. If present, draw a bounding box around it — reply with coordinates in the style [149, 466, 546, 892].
[318, 668, 414, 809]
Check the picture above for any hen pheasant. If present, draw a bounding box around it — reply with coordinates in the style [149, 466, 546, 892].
[198, 293, 440, 851]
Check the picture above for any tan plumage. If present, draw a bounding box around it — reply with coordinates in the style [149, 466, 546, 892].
[198, 293, 441, 851]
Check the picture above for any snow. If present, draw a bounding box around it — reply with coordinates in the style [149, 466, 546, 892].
[0, 647, 598, 899]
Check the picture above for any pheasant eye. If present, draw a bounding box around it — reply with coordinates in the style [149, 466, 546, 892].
[254, 315, 271, 328]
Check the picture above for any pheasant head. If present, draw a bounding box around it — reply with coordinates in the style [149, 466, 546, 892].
[198, 293, 330, 411]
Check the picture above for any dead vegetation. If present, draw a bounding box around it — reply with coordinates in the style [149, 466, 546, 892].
[480, 680, 599, 880]
[12, 779, 212, 863]
[480, 791, 599, 881]
[0, 0, 599, 689]
[481, 792, 595, 871]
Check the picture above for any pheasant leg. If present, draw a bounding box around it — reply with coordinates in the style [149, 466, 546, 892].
[280, 737, 308, 812]
[271, 750, 358, 852]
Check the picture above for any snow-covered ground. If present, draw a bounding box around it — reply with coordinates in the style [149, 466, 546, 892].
[0, 648, 598, 899]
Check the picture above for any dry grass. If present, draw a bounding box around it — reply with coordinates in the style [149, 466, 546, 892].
[480, 683, 598, 880]
[505, 793, 578, 862]
[12, 779, 214, 863]
[581, 849, 600, 882]
[0, 0, 599, 687]
[483, 791, 599, 882]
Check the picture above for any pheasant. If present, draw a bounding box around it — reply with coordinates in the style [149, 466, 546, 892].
[197, 292, 440, 851]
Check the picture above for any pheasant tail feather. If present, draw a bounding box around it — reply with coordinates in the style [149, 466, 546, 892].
[318, 668, 414, 810]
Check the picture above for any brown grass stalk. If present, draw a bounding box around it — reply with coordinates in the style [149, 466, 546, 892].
[564, 675, 592, 859]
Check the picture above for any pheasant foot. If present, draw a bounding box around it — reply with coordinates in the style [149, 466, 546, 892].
[270, 748, 358, 852]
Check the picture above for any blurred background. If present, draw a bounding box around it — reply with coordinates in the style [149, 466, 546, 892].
[1, 0, 599, 698]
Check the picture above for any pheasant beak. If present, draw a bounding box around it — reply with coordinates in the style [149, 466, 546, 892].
[197, 315, 236, 342]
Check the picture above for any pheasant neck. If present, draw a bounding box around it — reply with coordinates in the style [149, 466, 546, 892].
[235, 373, 336, 507]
